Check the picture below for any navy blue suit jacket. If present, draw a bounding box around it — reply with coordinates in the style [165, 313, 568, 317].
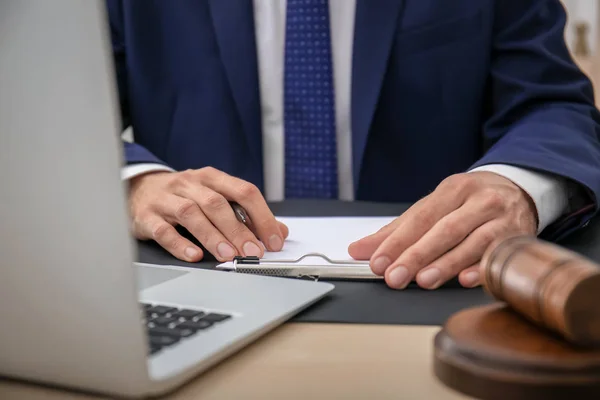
[106, 0, 600, 237]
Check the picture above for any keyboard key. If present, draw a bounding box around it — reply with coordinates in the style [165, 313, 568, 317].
[149, 325, 194, 338]
[178, 328, 196, 338]
[201, 313, 231, 323]
[149, 326, 183, 339]
[151, 316, 178, 326]
[172, 309, 205, 320]
[140, 303, 233, 357]
[149, 335, 179, 347]
[148, 306, 177, 315]
[177, 320, 213, 331]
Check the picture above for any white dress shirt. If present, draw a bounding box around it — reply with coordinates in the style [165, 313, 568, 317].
[122, 0, 569, 233]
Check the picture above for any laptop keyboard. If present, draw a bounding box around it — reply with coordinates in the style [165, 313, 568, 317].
[142, 303, 232, 356]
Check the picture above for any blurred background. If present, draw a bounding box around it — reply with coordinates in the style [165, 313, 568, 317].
[562, 0, 600, 104]
[563, 0, 598, 55]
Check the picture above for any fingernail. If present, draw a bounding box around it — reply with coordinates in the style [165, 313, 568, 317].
[371, 256, 391, 274]
[419, 268, 442, 289]
[388, 266, 410, 289]
[217, 242, 236, 260]
[243, 241, 262, 257]
[268, 234, 283, 251]
[463, 271, 480, 287]
[185, 247, 200, 260]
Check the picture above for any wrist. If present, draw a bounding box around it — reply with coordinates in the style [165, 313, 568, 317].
[520, 185, 539, 232]
[469, 164, 569, 234]
[128, 170, 171, 194]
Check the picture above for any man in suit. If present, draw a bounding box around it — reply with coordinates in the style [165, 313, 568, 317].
[107, 0, 600, 290]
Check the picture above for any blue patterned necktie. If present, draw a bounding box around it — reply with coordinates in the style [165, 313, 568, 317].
[284, 0, 338, 199]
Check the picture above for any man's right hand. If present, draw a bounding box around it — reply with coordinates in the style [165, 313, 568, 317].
[128, 167, 288, 262]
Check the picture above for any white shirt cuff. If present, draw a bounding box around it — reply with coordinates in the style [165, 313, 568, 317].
[469, 164, 569, 234]
[121, 163, 175, 180]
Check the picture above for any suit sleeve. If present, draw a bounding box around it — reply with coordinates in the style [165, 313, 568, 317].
[105, 0, 170, 167]
[470, 0, 600, 240]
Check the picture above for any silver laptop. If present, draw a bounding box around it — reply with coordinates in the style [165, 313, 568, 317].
[0, 1, 334, 397]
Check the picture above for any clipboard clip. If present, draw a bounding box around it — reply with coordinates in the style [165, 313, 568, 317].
[216, 252, 383, 281]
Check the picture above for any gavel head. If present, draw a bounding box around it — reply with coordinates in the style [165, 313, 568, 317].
[480, 236, 600, 347]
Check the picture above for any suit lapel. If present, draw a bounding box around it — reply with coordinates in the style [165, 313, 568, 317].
[208, 0, 262, 166]
[351, 0, 405, 188]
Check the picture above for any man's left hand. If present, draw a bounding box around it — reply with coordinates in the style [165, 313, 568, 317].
[348, 172, 538, 290]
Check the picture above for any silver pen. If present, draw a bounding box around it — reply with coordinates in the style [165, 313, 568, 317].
[216, 252, 383, 281]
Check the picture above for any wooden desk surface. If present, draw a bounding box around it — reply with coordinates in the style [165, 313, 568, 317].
[0, 323, 470, 400]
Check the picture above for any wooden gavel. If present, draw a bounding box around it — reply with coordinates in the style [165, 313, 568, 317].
[481, 235, 600, 346]
[433, 236, 600, 400]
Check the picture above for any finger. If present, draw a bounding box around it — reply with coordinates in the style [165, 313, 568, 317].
[369, 177, 479, 278]
[385, 198, 497, 289]
[198, 168, 284, 252]
[278, 221, 289, 240]
[347, 218, 402, 260]
[415, 220, 509, 290]
[348, 196, 437, 260]
[368, 196, 467, 279]
[351, 176, 475, 262]
[170, 188, 263, 260]
[139, 214, 204, 262]
[458, 264, 481, 288]
[155, 194, 240, 262]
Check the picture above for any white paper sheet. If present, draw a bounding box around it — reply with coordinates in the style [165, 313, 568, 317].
[217, 216, 396, 267]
